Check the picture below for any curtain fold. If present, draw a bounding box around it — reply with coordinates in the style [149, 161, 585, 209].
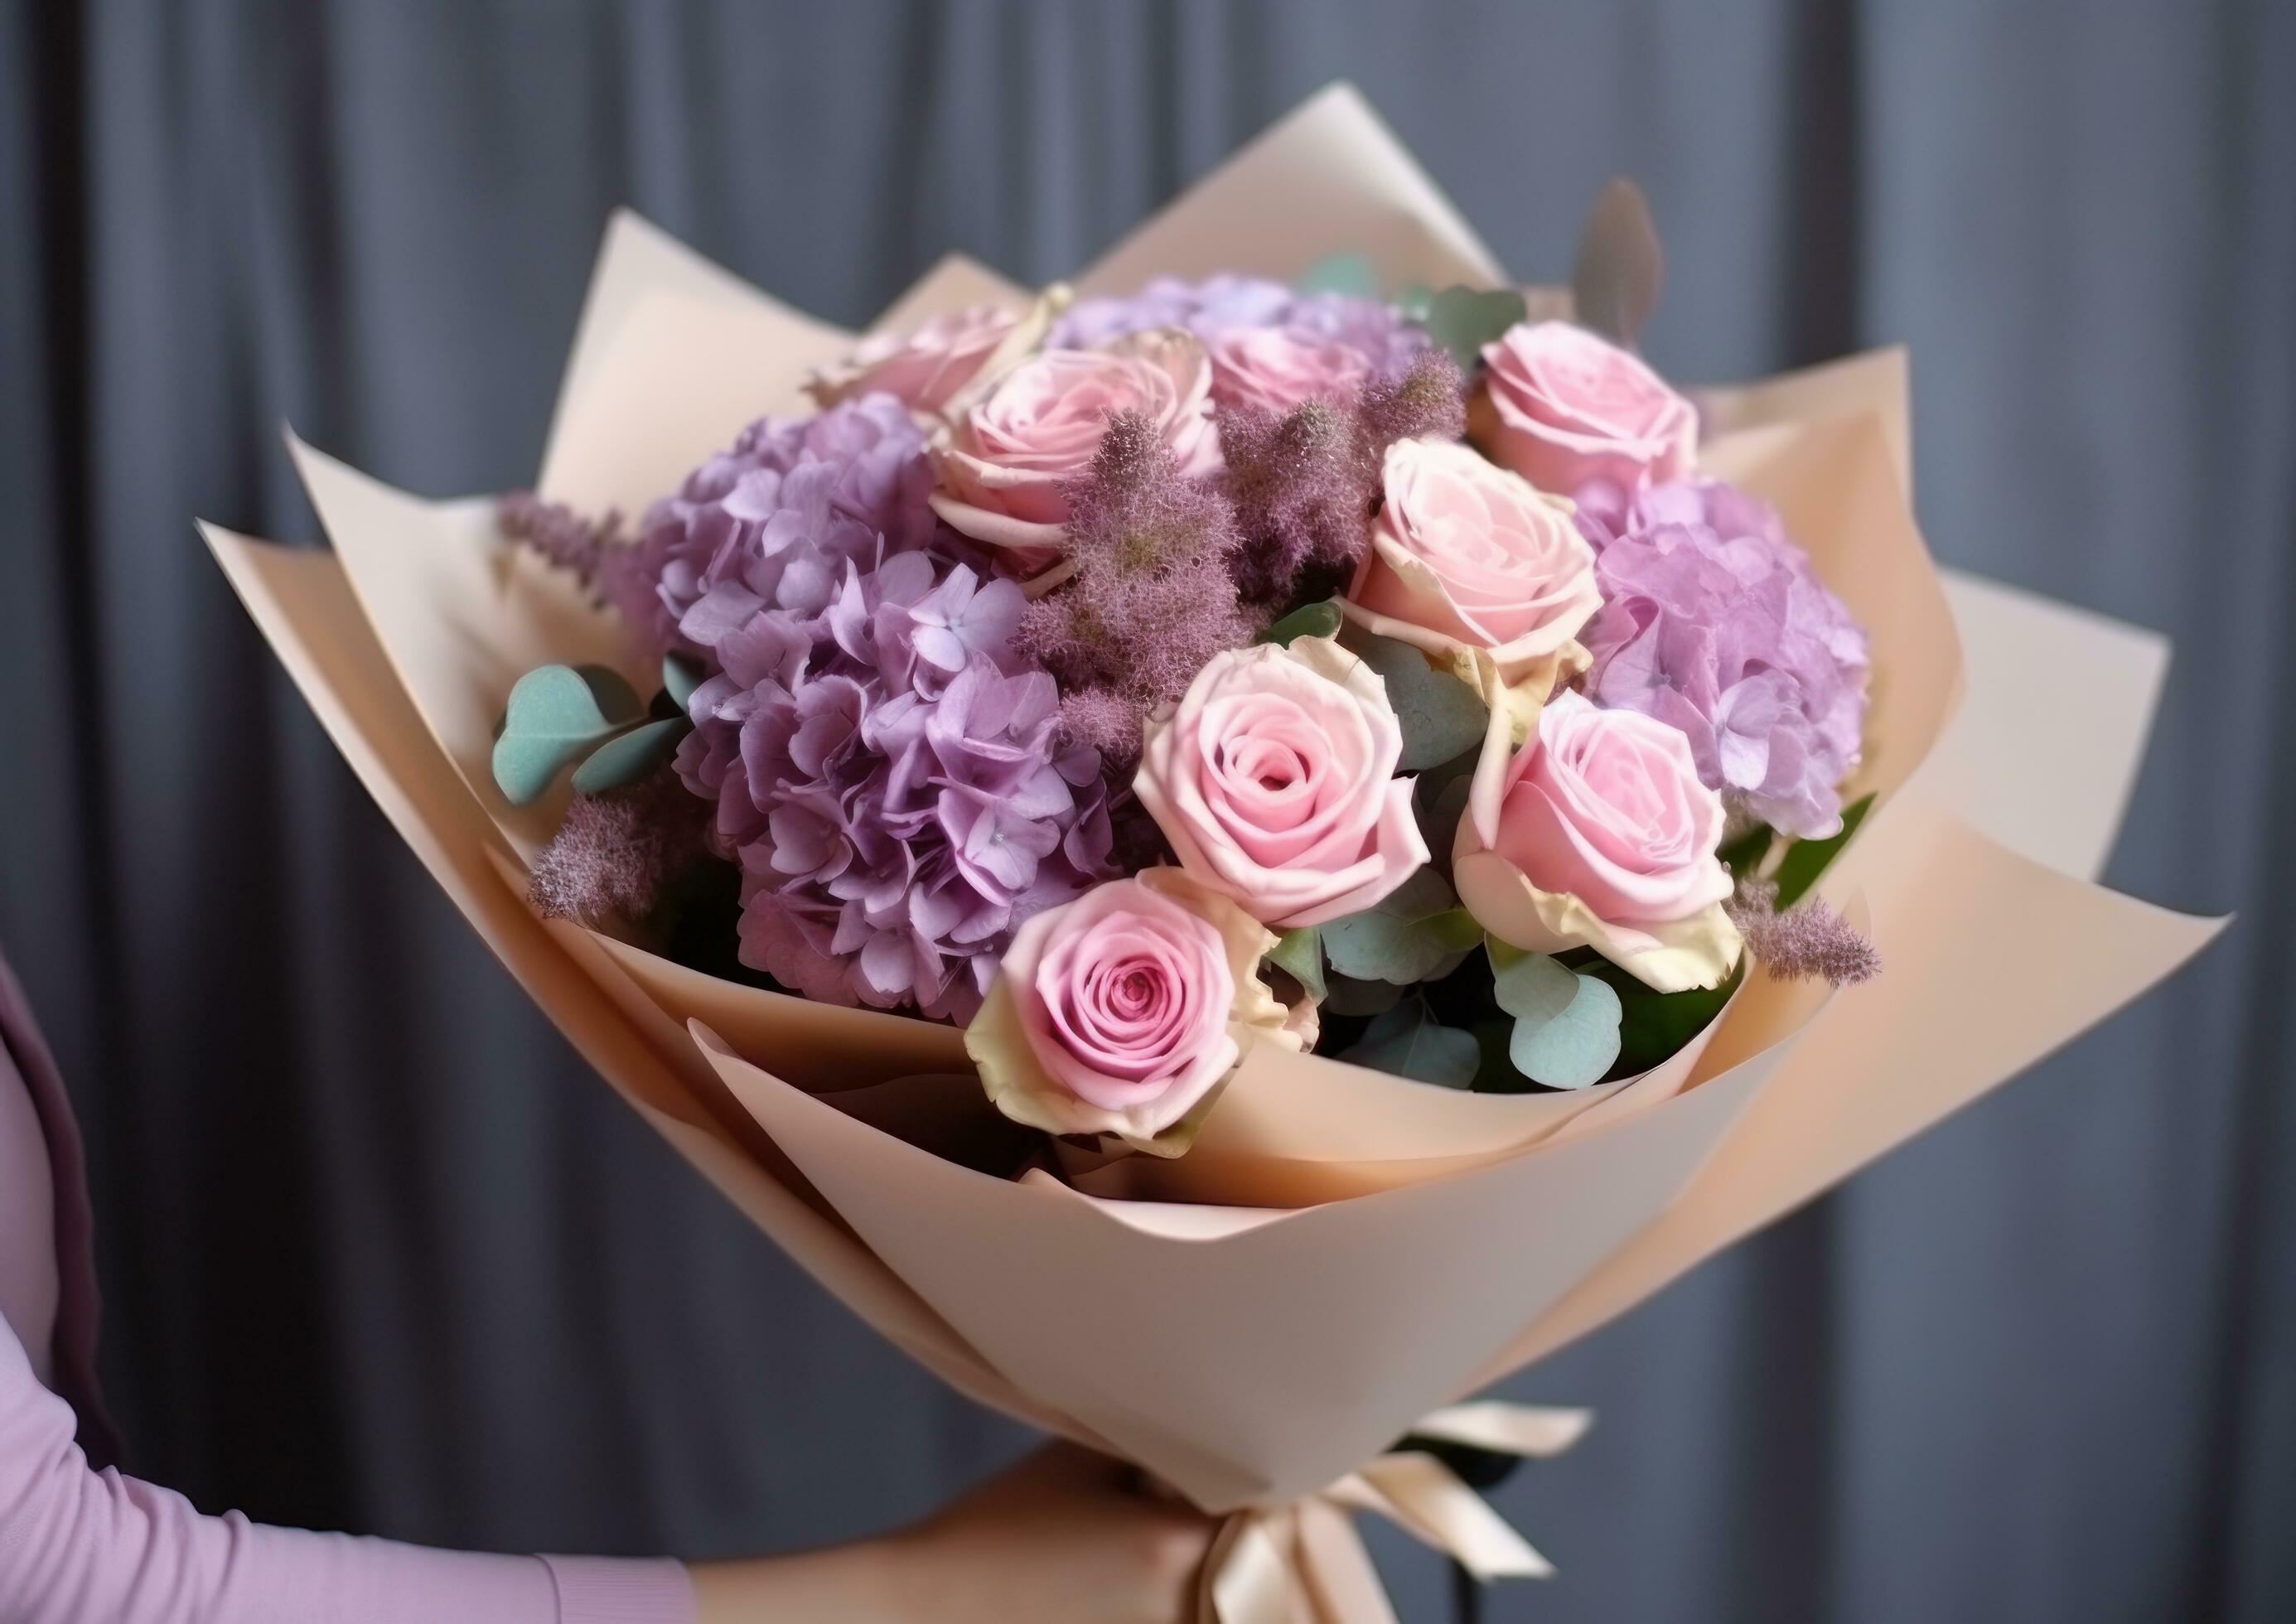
[1, 2, 2287, 1618]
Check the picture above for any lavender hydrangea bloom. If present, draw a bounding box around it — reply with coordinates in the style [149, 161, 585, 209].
[652, 403, 1112, 1021]
[1051, 273, 1427, 376]
[601, 394, 939, 658]
[1573, 477, 1871, 840]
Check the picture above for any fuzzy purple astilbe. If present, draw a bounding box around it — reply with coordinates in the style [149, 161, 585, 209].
[1016, 410, 1255, 770]
[529, 775, 706, 926]
[1574, 477, 1871, 840]
[678, 544, 1115, 1024]
[1728, 881, 1880, 987]
[1051, 273, 1428, 377]
[1221, 350, 1468, 607]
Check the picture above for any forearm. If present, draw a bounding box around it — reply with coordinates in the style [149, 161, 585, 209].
[0, 1326, 689, 1624]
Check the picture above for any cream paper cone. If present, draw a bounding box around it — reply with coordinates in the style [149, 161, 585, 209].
[201, 81, 2223, 1525]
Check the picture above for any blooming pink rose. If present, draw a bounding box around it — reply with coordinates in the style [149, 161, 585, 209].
[806, 302, 1019, 414]
[965, 868, 1293, 1153]
[1206, 326, 1372, 416]
[1472, 320, 1698, 495]
[1135, 637, 1428, 929]
[1454, 690, 1740, 991]
[1345, 437, 1602, 686]
[930, 330, 1221, 551]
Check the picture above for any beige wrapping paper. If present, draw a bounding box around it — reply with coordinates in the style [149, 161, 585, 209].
[201, 80, 2224, 1604]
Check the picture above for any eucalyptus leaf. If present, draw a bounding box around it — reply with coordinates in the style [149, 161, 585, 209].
[492, 665, 646, 806]
[662, 653, 704, 711]
[1396, 283, 1436, 322]
[1419, 285, 1529, 370]
[1571, 178, 1664, 347]
[1772, 791, 1876, 909]
[1337, 1002, 1480, 1089]
[1322, 974, 1404, 1017]
[1508, 973, 1622, 1090]
[1351, 632, 1487, 771]
[1267, 927, 1327, 1003]
[1322, 870, 1480, 984]
[1583, 956, 1743, 1077]
[1258, 600, 1343, 646]
[572, 715, 691, 794]
[1295, 251, 1380, 299]
[1490, 948, 1577, 1025]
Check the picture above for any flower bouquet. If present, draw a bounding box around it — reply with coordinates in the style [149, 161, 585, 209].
[204, 85, 2219, 1620]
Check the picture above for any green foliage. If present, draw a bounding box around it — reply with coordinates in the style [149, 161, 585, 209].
[492, 665, 646, 805]
[1351, 632, 1487, 771]
[1295, 251, 1380, 299]
[571, 717, 689, 794]
[1418, 286, 1530, 370]
[1337, 1001, 1480, 1089]
[491, 662, 692, 805]
[1582, 956, 1744, 1079]
[1256, 599, 1344, 646]
[1267, 927, 1327, 1003]
[1322, 868, 1482, 984]
[1772, 791, 1876, 909]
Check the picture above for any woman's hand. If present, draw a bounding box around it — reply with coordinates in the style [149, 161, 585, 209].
[692, 1442, 1216, 1623]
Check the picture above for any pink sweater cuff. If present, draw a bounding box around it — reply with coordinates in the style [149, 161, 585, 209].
[540, 1555, 696, 1624]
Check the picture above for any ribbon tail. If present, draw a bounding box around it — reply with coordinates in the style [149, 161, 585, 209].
[1335, 1456, 1555, 1582]
[1295, 1498, 1401, 1624]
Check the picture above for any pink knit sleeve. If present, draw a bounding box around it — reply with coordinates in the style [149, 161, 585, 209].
[0, 1320, 694, 1624]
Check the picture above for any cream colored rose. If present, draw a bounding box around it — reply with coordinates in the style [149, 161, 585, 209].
[1343, 437, 1602, 690]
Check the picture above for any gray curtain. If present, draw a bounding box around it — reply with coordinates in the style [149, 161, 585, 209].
[2, 2, 2289, 1618]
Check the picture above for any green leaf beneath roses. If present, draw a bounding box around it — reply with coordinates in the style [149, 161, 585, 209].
[1419, 285, 1529, 370]
[492, 664, 647, 805]
[1583, 955, 1743, 1078]
[1295, 251, 1380, 299]
[1772, 791, 1876, 909]
[1266, 927, 1327, 1003]
[1488, 943, 1578, 1024]
[1322, 868, 1483, 984]
[1507, 972, 1622, 1090]
[572, 714, 691, 794]
[1323, 974, 1405, 1017]
[1571, 177, 1665, 347]
[1351, 631, 1488, 771]
[1257, 600, 1344, 646]
[1337, 1002, 1481, 1089]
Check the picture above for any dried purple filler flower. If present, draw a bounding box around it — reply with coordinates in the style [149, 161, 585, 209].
[499, 491, 626, 592]
[1220, 350, 1468, 610]
[529, 775, 703, 926]
[1728, 881, 1881, 987]
[1017, 410, 1255, 771]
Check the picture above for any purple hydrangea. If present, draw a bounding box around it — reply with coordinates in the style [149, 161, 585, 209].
[1573, 478, 1871, 840]
[656, 399, 1113, 1022]
[601, 394, 940, 659]
[1051, 273, 1427, 376]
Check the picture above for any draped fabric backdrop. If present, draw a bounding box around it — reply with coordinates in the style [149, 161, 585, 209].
[2, 3, 2289, 1619]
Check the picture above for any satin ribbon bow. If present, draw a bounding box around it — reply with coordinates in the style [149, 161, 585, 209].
[1196, 1402, 1593, 1624]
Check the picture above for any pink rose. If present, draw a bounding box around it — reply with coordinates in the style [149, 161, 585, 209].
[965, 869, 1293, 1153]
[1454, 690, 1740, 991]
[1206, 326, 1371, 416]
[1344, 437, 1602, 686]
[806, 302, 1019, 414]
[1471, 320, 1698, 495]
[1135, 637, 1428, 929]
[930, 330, 1221, 551]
